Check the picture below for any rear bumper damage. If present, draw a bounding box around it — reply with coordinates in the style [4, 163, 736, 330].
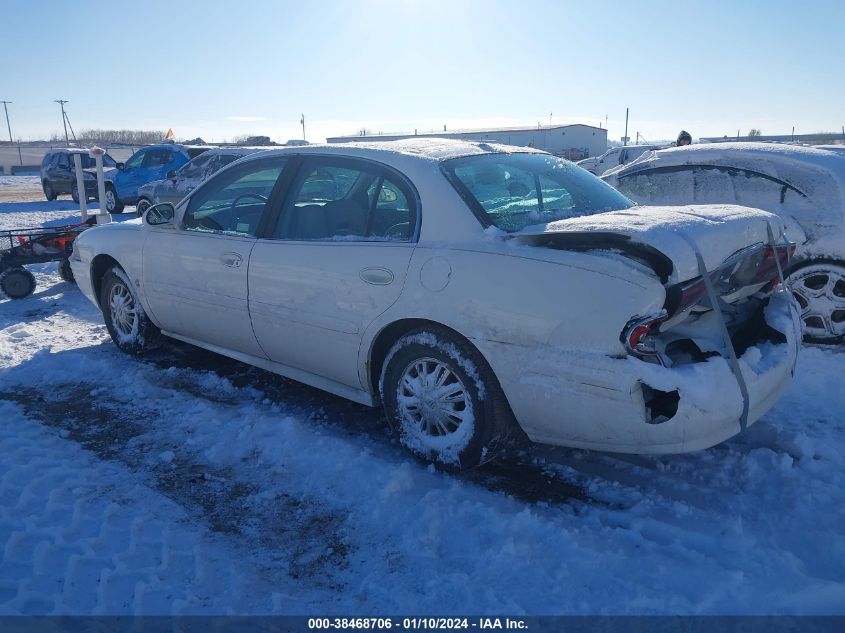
[495, 290, 800, 454]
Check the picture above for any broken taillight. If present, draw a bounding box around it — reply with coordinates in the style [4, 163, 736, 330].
[622, 311, 668, 356]
[751, 244, 795, 285]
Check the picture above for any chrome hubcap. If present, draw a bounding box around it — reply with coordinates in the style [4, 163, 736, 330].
[790, 265, 845, 339]
[106, 190, 115, 210]
[109, 282, 137, 337]
[398, 358, 470, 437]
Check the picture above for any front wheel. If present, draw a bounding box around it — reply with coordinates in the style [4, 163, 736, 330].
[380, 328, 515, 469]
[788, 260, 845, 343]
[0, 267, 37, 299]
[135, 198, 152, 217]
[43, 180, 57, 201]
[104, 184, 124, 214]
[99, 267, 159, 354]
[58, 258, 75, 284]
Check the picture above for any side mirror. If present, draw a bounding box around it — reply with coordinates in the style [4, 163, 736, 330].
[166, 170, 177, 180]
[145, 202, 175, 226]
[116, 162, 125, 170]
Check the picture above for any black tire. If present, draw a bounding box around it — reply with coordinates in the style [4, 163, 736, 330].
[105, 184, 124, 214]
[99, 266, 159, 354]
[71, 181, 80, 204]
[136, 198, 152, 217]
[787, 258, 845, 344]
[380, 327, 515, 469]
[43, 180, 57, 201]
[0, 267, 37, 299]
[58, 258, 76, 284]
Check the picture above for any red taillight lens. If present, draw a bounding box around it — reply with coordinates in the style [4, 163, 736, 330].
[622, 311, 668, 356]
[751, 244, 795, 285]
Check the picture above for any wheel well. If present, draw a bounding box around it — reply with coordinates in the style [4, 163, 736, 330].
[787, 256, 845, 276]
[367, 318, 488, 403]
[90, 254, 121, 307]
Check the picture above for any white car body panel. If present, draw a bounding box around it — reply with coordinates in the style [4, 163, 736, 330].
[71, 139, 800, 454]
[603, 142, 845, 265]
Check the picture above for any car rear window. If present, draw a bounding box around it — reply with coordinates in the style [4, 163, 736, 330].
[443, 152, 634, 232]
[187, 148, 211, 159]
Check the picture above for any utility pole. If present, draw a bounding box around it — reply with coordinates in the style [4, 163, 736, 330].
[623, 108, 629, 146]
[1, 101, 22, 165]
[300, 114, 306, 141]
[55, 100, 70, 147]
[792, 126, 796, 142]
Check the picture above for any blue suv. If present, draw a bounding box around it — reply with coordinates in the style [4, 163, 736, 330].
[104, 143, 211, 213]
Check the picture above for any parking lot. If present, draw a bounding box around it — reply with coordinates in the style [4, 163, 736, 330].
[1, 174, 844, 615]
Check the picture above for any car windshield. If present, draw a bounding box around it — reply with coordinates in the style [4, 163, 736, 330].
[443, 152, 634, 232]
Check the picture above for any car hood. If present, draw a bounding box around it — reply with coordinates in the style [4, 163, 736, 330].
[515, 204, 786, 284]
[85, 166, 117, 178]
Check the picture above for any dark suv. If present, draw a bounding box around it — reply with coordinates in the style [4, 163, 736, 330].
[40, 148, 117, 202]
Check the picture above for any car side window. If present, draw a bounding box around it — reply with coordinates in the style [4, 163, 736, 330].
[274, 158, 416, 241]
[178, 152, 216, 179]
[124, 149, 146, 170]
[143, 149, 174, 168]
[183, 158, 286, 237]
[616, 167, 696, 205]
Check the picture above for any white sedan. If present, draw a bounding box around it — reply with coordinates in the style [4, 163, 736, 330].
[71, 139, 800, 468]
[604, 142, 845, 342]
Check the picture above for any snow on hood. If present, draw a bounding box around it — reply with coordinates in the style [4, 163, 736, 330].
[522, 204, 785, 284]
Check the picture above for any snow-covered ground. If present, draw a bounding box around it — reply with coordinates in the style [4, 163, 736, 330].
[1, 175, 844, 615]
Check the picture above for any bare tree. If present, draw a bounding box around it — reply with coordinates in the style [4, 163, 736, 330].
[75, 129, 167, 144]
[748, 128, 762, 137]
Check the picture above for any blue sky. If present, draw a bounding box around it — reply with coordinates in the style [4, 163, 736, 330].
[3, 0, 844, 143]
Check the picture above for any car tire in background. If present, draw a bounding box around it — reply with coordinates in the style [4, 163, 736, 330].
[135, 198, 152, 217]
[58, 258, 76, 285]
[0, 267, 37, 299]
[380, 326, 516, 469]
[104, 184, 125, 214]
[788, 259, 845, 344]
[100, 266, 160, 354]
[71, 182, 80, 204]
[43, 180, 57, 201]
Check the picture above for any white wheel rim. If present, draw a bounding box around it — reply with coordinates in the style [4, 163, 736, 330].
[790, 265, 845, 339]
[109, 282, 138, 338]
[106, 190, 116, 211]
[398, 357, 470, 438]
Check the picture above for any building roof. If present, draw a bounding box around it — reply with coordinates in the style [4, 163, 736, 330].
[328, 123, 606, 142]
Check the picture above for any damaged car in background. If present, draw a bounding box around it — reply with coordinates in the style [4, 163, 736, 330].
[70, 139, 800, 468]
[603, 142, 845, 342]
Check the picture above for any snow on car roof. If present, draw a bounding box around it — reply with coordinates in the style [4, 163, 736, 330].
[631, 142, 845, 172]
[258, 138, 544, 163]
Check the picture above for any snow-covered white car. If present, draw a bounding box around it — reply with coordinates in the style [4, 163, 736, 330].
[70, 139, 800, 468]
[577, 144, 663, 176]
[603, 142, 845, 342]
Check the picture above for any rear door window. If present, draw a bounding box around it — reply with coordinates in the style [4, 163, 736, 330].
[274, 157, 417, 241]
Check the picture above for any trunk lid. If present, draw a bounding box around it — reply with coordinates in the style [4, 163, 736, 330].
[515, 204, 785, 284]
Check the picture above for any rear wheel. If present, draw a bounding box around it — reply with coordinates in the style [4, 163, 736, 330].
[71, 181, 80, 204]
[43, 180, 57, 201]
[104, 184, 124, 214]
[0, 267, 37, 299]
[380, 327, 515, 469]
[788, 260, 845, 343]
[99, 267, 159, 354]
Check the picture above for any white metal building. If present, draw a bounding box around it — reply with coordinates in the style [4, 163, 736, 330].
[327, 124, 608, 161]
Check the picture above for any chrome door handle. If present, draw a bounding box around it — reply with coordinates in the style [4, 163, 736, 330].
[359, 267, 394, 285]
[220, 252, 243, 268]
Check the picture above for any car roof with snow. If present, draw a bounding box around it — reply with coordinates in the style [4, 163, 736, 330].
[616, 142, 845, 174]
[242, 138, 544, 164]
